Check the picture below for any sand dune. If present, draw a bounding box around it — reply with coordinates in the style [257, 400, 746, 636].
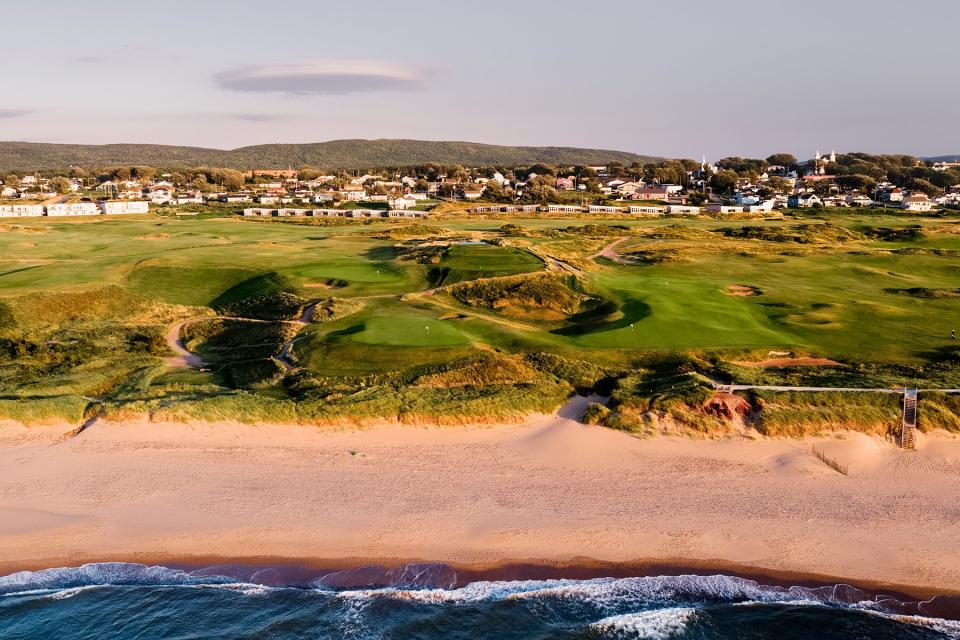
[1, 402, 960, 596]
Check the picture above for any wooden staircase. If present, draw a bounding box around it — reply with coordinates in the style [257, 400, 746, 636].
[901, 388, 918, 450]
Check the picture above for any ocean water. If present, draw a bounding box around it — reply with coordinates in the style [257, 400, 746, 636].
[2, 563, 959, 639]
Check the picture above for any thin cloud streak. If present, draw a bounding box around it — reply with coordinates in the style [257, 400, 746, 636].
[0, 109, 32, 119]
[214, 60, 430, 96]
[230, 113, 288, 122]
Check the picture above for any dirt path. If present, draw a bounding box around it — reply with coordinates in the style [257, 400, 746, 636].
[164, 314, 298, 371]
[590, 236, 635, 264]
[163, 317, 209, 369]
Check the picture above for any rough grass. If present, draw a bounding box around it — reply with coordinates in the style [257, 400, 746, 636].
[219, 291, 308, 321]
[918, 392, 960, 433]
[750, 391, 901, 437]
[0, 394, 91, 425]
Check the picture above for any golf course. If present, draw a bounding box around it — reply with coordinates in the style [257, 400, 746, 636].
[1, 208, 959, 435]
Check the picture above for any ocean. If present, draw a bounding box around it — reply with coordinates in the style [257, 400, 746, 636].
[2, 563, 959, 639]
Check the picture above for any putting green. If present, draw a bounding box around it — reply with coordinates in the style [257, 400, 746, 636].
[348, 315, 470, 347]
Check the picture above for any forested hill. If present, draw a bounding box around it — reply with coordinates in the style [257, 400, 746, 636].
[0, 139, 659, 171]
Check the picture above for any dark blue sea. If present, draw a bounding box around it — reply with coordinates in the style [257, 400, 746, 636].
[2, 563, 959, 639]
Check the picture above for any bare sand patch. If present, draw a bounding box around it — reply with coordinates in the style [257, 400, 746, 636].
[725, 284, 762, 296]
[2, 403, 960, 594]
[733, 356, 846, 368]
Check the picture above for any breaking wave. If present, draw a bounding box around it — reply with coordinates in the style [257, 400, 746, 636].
[2, 563, 959, 639]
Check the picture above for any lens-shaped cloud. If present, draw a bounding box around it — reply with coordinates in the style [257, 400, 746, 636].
[214, 60, 429, 95]
[0, 109, 32, 119]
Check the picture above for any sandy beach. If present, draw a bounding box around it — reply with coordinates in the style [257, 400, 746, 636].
[2, 396, 960, 597]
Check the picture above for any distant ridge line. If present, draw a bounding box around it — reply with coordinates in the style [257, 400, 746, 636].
[0, 139, 661, 172]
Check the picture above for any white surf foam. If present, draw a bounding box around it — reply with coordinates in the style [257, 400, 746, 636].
[0, 562, 234, 594]
[591, 607, 696, 639]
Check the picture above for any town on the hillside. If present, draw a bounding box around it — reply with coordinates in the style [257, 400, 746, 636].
[1, 151, 959, 219]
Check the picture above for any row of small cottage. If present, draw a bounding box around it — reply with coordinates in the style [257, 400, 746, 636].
[472, 203, 756, 215]
[0, 201, 149, 218]
[242, 208, 429, 219]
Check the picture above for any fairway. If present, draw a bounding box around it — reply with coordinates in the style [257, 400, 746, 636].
[578, 271, 797, 349]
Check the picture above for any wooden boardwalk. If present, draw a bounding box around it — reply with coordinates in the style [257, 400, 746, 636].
[902, 388, 918, 450]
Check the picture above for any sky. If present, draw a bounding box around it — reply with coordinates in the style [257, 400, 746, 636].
[1, 0, 958, 159]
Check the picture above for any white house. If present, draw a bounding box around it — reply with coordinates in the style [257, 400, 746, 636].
[45, 202, 100, 216]
[390, 196, 419, 210]
[1, 186, 17, 198]
[11, 204, 44, 217]
[881, 188, 904, 203]
[787, 193, 822, 208]
[100, 201, 149, 215]
[901, 194, 934, 212]
[629, 205, 666, 215]
[846, 194, 873, 207]
[705, 204, 745, 213]
[665, 205, 700, 214]
[744, 199, 776, 212]
[587, 205, 625, 214]
[147, 186, 175, 204]
[175, 192, 204, 205]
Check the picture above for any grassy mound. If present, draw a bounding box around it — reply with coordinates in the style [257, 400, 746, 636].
[884, 287, 960, 298]
[428, 244, 544, 286]
[310, 297, 364, 322]
[219, 291, 309, 321]
[369, 224, 448, 240]
[718, 222, 863, 244]
[3, 285, 182, 332]
[450, 273, 591, 320]
[552, 224, 631, 238]
[414, 353, 540, 388]
[181, 318, 299, 388]
[210, 272, 299, 309]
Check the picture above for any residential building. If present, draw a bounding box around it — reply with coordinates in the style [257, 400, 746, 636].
[628, 205, 665, 215]
[901, 193, 934, 212]
[787, 193, 822, 208]
[46, 202, 100, 216]
[100, 201, 149, 215]
[587, 205, 624, 214]
[631, 187, 669, 201]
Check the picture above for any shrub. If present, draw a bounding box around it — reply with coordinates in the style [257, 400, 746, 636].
[582, 402, 610, 425]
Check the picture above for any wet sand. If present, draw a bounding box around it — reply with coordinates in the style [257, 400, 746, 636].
[2, 397, 960, 597]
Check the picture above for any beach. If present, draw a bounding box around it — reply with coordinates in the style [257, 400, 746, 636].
[2, 397, 960, 597]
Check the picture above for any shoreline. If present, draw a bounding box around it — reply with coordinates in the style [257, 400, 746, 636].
[3, 554, 957, 602]
[4, 400, 960, 600]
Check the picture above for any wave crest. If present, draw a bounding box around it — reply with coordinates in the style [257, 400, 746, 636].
[0, 562, 233, 595]
[592, 608, 696, 639]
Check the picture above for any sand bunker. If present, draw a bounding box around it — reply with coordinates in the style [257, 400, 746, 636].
[725, 284, 762, 296]
[734, 357, 845, 368]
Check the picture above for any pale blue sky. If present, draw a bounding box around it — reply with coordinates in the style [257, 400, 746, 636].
[1, 0, 957, 158]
